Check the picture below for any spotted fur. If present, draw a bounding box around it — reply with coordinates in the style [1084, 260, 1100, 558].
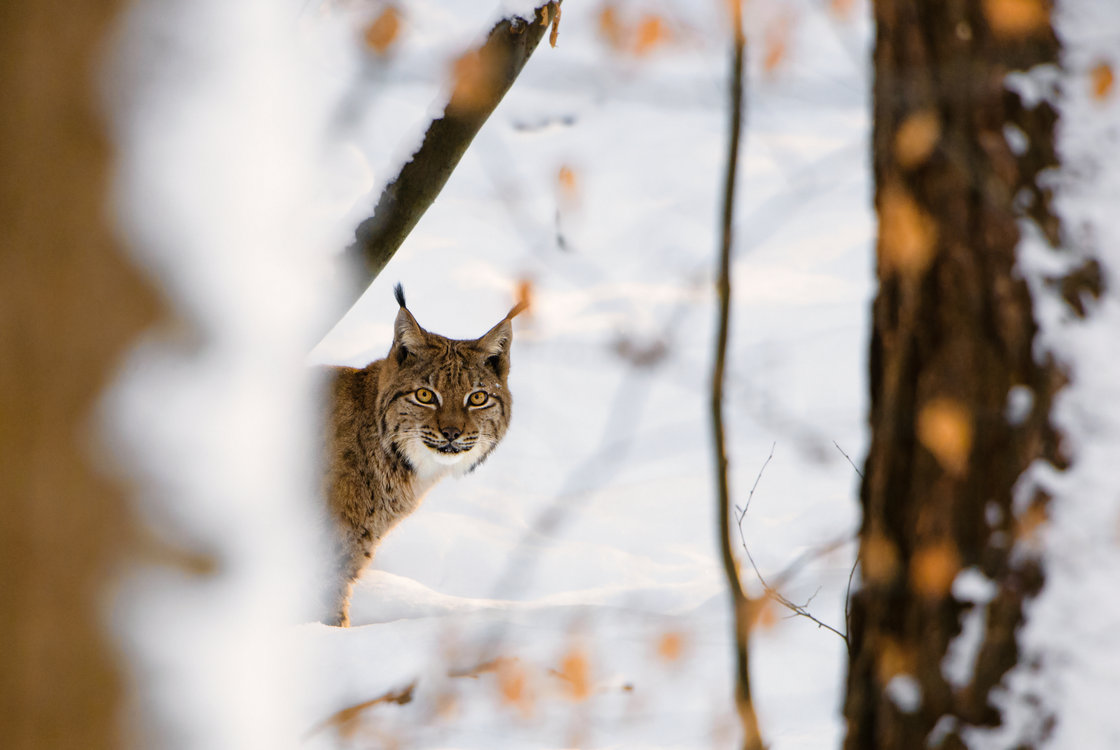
[322, 286, 520, 626]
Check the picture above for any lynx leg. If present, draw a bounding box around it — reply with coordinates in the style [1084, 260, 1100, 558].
[329, 579, 354, 628]
[327, 535, 375, 627]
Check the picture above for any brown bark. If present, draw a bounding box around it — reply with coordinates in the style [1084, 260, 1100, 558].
[0, 2, 160, 748]
[844, 2, 1066, 748]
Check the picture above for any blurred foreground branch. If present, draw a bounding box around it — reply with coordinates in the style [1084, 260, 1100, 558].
[348, 2, 561, 289]
[710, 3, 763, 749]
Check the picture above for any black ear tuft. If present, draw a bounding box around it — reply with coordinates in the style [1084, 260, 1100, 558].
[394, 283, 406, 308]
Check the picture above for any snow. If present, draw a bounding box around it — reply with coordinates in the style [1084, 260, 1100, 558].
[105, 0, 870, 746]
[301, 1, 869, 747]
[99, 0, 1120, 748]
[942, 569, 998, 690]
[104, 1, 341, 748]
[885, 675, 922, 715]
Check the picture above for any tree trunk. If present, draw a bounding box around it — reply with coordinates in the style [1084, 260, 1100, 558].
[0, 2, 160, 748]
[844, 2, 1070, 747]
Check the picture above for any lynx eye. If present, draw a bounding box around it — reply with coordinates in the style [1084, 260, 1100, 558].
[468, 390, 489, 407]
[414, 388, 436, 405]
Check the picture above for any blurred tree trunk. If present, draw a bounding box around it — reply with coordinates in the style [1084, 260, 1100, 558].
[0, 2, 160, 749]
[843, 2, 1084, 747]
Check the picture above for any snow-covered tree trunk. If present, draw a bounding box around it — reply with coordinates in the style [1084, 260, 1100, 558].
[844, 1, 1082, 747]
[104, 1, 338, 748]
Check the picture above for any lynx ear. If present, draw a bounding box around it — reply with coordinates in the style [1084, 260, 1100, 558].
[391, 284, 425, 363]
[476, 297, 526, 377]
[476, 318, 513, 377]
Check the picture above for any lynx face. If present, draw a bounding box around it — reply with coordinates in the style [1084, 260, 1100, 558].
[382, 315, 512, 479]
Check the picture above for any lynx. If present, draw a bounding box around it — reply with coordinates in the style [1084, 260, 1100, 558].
[323, 285, 522, 626]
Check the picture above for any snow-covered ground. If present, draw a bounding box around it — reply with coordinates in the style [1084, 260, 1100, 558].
[109, 0, 1120, 748]
[105, 0, 1120, 747]
[303, 1, 871, 747]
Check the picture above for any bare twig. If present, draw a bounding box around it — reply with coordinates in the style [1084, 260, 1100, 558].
[833, 440, 864, 479]
[711, 2, 763, 748]
[734, 452, 850, 643]
[736, 442, 775, 521]
[844, 549, 858, 652]
[347, 2, 561, 289]
[734, 510, 846, 640]
[832, 440, 863, 652]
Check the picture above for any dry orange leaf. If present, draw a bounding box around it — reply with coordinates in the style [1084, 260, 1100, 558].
[447, 46, 504, 116]
[557, 164, 577, 190]
[1015, 501, 1049, 544]
[549, 3, 562, 48]
[557, 648, 592, 701]
[763, 18, 791, 74]
[598, 4, 674, 56]
[862, 531, 900, 584]
[910, 540, 961, 599]
[753, 598, 779, 631]
[634, 14, 670, 55]
[879, 183, 937, 277]
[983, 0, 1049, 38]
[514, 278, 534, 316]
[830, 0, 856, 19]
[875, 638, 916, 685]
[598, 4, 625, 50]
[724, 0, 744, 28]
[656, 631, 685, 662]
[917, 397, 972, 477]
[894, 111, 941, 168]
[1091, 61, 1115, 100]
[496, 659, 534, 716]
[364, 6, 401, 55]
[557, 164, 579, 208]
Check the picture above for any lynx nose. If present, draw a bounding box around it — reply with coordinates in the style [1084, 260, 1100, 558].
[440, 426, 462, 442]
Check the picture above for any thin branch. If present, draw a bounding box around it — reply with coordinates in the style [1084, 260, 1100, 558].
[733, 447, 853, 642]
[736, 441, 775, 522]
[844, 549, 858, 653]
[833, 439, 864, 479]
[347, 2, 561, 288]
[832, 439, 863, 652]
[733, 451, 850, 643]
[768, 587, 848, 641]
[711, 3, 763, 748]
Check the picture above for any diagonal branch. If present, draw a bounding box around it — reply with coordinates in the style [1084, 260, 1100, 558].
[347, 2, 561, 288]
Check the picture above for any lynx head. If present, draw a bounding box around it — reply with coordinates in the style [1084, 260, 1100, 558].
[378, 284, 523, 478]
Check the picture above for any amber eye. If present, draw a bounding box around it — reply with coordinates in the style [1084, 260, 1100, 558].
[415, 388, 435, 404]
[468, 390, 489, 407]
